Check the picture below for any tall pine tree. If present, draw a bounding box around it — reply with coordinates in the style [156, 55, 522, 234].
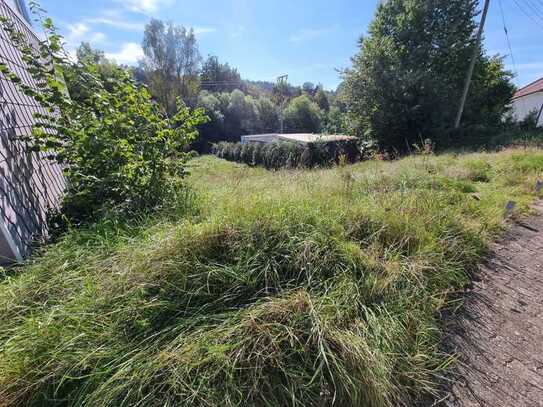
[343, 0, 515, 152]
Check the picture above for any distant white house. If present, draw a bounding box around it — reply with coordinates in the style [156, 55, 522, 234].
[511, 77, 543, 127]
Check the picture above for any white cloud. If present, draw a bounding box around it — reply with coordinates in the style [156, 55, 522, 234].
[67, 22, 90, 40]
[64, 22, 106, 56]
[86, 17, 144, 32]
[194, 26, 217, 35]
[105, 42, 144, 64]
[116, 0, 174, 14]
[89, 32, 107, 44]
[289, 27, 335, 44]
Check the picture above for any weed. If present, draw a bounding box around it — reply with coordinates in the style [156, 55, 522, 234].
[0, 149, 539, 406]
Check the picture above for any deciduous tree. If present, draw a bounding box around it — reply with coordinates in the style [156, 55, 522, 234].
[343, 0, 515, 152]
[200, 55, 242, 92]
[283, 95, 322, 133]
[141, 19, 202, 114]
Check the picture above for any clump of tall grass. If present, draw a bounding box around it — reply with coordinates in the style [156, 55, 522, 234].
[0, 149, 541, 406]
[212, 139, 361, 169]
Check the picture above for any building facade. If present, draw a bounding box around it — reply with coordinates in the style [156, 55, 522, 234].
[511, 77, 543, 127]
[0, 0, 65, 263]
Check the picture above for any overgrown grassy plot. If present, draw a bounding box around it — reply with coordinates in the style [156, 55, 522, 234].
[1, 149, 542, 406]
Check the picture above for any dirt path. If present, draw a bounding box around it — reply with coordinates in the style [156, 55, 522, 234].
[442, 201, 543, 406]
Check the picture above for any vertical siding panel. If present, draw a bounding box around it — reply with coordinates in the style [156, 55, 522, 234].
[0, 0, 65, 263]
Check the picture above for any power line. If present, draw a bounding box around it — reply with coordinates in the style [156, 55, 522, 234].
[499, 0, 531, 118]
[516, 0, 543, 25]
[520, 0, 543, 25]
[498, 0, 519, 74]
[512, 0, 543, 31]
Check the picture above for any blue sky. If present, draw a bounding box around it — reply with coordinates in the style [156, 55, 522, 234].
[34, 0, 543, 90]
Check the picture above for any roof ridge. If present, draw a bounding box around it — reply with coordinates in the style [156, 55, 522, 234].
[517, 76, 543, 93]
[513, 76, 543, 100]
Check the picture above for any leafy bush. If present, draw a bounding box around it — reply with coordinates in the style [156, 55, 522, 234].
[212, 140, 361, 169]
[0, 15, 208, 223]
[518, 109, 541, 131]
[283, 95, 323, 133]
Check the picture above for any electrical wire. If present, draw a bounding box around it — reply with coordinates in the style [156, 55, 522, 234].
[500, 0, 530, 117]
[512, 0, 543, 30]
[520, 0, 543, 24]
[499, 0, 519, 75]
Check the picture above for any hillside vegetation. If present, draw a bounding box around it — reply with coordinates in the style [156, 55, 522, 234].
[1, 150, 542, 406]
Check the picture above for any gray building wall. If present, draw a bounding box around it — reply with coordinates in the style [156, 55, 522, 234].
[0, 0, 65, 263]
[512, 92, 543, 127]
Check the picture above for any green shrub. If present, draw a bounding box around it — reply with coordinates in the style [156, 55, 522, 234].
[464, 159, 492, 182]
[511, 152, 543, 172]
[0, 15, 208, 224]
[519, 109, 541, 131]
[487, 129, 543, 150]
[252, 142, 264, 165]
[213, 140, 361, 169]
[240, 143, 254, 165]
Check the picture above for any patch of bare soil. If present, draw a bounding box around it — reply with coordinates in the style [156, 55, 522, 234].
[439, 201, 543, 406]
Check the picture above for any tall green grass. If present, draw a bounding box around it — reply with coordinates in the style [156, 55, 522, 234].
[1, 149, 542, 406]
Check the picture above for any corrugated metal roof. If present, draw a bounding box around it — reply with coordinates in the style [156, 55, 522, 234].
[277, 134, 356, 143]
[513, 77, 543, 100]
[241, 133, 357, 145]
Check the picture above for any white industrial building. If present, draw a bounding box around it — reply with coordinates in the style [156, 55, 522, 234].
[241, 133, 356, 145]
[511, 77, 543, 127]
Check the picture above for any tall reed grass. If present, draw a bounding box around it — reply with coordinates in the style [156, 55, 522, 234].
[1, 149, 542, 406]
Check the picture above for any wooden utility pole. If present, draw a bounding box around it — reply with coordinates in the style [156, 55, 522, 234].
[454, 0, 491, 129]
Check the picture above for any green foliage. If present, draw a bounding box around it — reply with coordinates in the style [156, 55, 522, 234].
[195, 90, 280, 152]
[256, 96, 280, 132]
[0, 15, 208, 223]
[76, 42, 106, 65]
[518, 109, 541, 131]
[511, 152, 543, 172]
[272, 80, 302, 105]
[201, 55, 243, 92]
[314, 87, 330, 112]
[283, 95, 323, 133]
[140, 19, 202, 114]
[0, 149, 540, 406]
[324, 105, 348, 134]
[213, 140, 360, 169]
[189, 73, 340, 153]
[342, 0, 515, 152]
[226, 89, 259, 135]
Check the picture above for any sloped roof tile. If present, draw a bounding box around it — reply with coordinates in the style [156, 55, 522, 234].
[513, 77, 543, 100]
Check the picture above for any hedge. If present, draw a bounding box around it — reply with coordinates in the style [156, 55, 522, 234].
[212, 140, 361, 169]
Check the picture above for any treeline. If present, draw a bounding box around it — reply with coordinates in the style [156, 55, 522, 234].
[80, 0, 529, 155]
[78, 19, 346, 153]
[192, 88, 343, 152]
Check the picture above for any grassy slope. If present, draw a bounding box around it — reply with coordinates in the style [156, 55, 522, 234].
[1, 149, 542, 406]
